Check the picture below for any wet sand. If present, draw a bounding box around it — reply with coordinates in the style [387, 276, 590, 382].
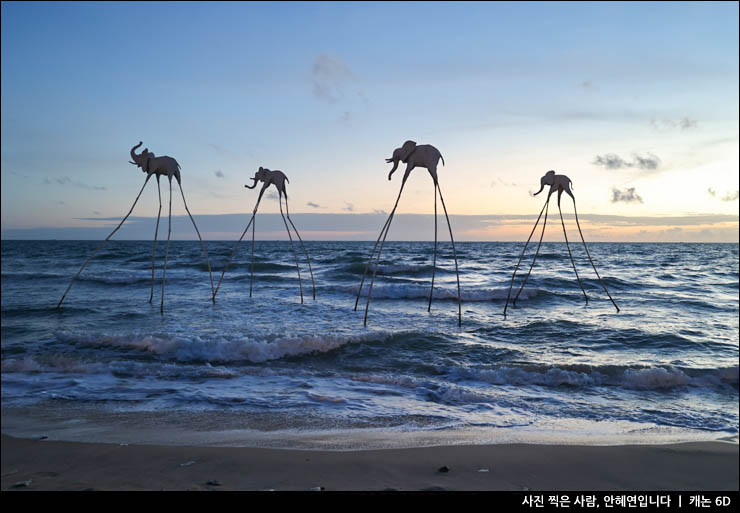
[2, 434, 737, 491]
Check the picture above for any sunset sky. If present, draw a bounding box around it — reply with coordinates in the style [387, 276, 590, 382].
[2, 1, 738, 241]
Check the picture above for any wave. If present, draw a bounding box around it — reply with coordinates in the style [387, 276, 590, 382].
[450, 364, 739, 391]
[340, 262, 455, 276]
[52, 330, 398, 364]
[330, 283, 538, 301]
[182, 261, 298, 272]
[1, 355, 240, 379]
[352, 364, 738, 393]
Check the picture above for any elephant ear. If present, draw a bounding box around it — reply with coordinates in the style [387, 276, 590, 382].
[399, 140, 417, 162]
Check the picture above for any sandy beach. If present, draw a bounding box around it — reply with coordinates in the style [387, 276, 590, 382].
[2, 434, 737, 492]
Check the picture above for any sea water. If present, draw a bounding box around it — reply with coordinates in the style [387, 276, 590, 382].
[1, 240, 737, 448]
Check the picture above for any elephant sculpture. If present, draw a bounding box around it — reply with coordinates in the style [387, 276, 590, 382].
[129, 141, 181, 184]
[212, 167, 315, 303]
[244, 167, 289, 211]
[386, 140, 445, 184]
[503, 169, 619, 316]
[356, 140, 462, 326]
[57, 142, 215, 313]
[532, 170, 573, 205]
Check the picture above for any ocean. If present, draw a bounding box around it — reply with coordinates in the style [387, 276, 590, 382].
[1, 240, 738, 449]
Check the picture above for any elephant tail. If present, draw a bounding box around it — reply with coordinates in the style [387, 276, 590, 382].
[440, 154, 445, 167]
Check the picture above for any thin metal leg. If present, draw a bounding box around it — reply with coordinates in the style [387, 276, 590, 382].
[364, 180, 407, 325]
[249, 212, 255, 298]
[57, 176, 151, 309]
[436, 184, 462, 327]
[179, 183, 215, 301]
[161, 179, 173, 314]
[428, 185, 438, 312]
[572, 199, 619, 312]
[279, 194, 303, 303]
[513, 200, 550, 305]
[354, 212, 393, 311]
[212, 210, 256, 301]
[149, 178, 162, 303]
[503, 197, 549, 317]
[558, 201, 588, 304]
[285, 199, 316, 300]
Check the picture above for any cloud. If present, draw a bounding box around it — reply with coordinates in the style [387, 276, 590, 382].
[307, 202, 322, 208]
[372, 209, 388, 215]
[312, 54, 356, 104]
[312, 54, 367, 124]
[490, 178, 518, 188]
[708, 188, 738, 201]
[722, 190, 739, 202]
[580, 80, 594, 90]
[611, 187, 644, 204]
[592, 153, 661, 172]
[632, 153, 660, 170]
[214, 170, 225, 179]
[9, 212, 736, 242]
[650, 117, 698, 131]
[44, 175, 107, 190]
[93, 210, 101, 215]
[592, 154, 629, 170]
[342, 202, 354, 212]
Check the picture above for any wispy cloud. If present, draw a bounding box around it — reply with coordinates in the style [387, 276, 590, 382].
[307, 201, 322, 208]
[490, 178, 518, 188]
[43, 176, 107, 190]
[650, 117, 698, 131]
[372, 209, 388, 215]
[312, 54, 367, 124]
[593, 153, 661, 172]
[708, 188, 738, 201]
[214, 170, 225, 179]
[342, 202, 354, 212]
[611, 187, 644, 204]
[722, 190, 739, 202]
[312, 54, 356, 104]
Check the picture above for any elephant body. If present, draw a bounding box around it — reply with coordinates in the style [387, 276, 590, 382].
[387, 140, 445, 184]
[534, 170, 573, 205]
[245, 167, 289, 197]
[130, 142, 181, 184]
[245, 167, 291, 213]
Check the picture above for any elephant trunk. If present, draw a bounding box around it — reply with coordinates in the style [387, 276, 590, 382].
[245, 177, 258, 189]
[386, 157, 399, 175]
[130, 141, 143, 165]
[532, 177, 547, 196]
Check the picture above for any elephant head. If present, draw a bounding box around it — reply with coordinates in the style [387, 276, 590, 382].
[129, 141, 155, 173]
[533, 170, 556, 196]
[385, 140, 417, 177]
[245, 167, 269, 189]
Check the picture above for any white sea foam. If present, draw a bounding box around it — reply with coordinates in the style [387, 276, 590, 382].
[54, 330, 394, 363]
[453, 365, 737, 391]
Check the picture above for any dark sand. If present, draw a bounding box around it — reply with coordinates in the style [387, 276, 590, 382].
[1, 435, 737, 491]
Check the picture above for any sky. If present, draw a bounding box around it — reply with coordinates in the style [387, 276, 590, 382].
[1, 1, 738, 241]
